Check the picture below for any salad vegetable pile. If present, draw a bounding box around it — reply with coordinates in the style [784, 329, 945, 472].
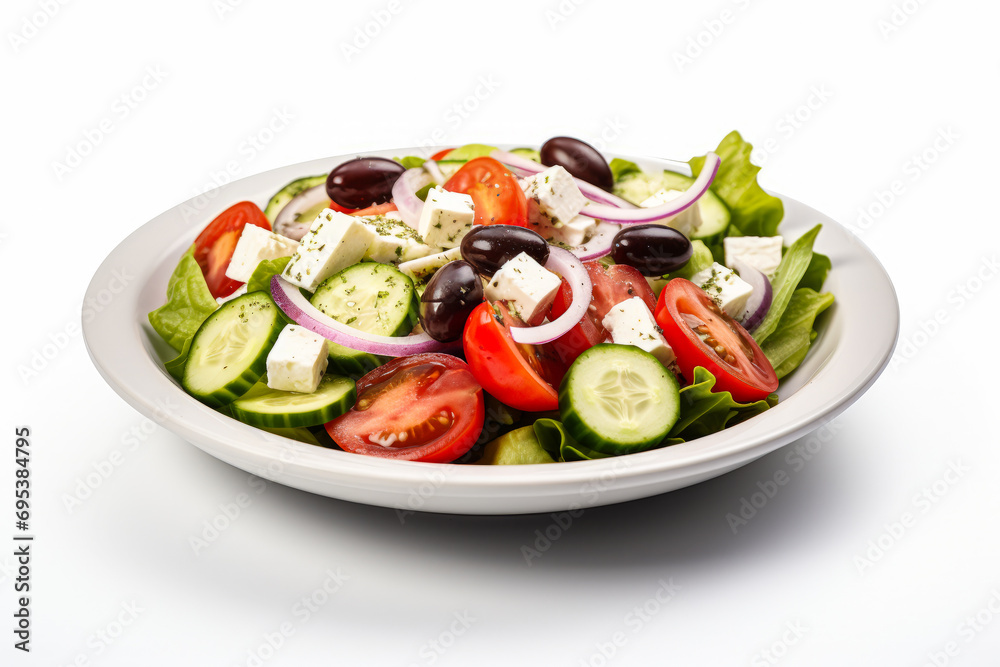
[149, 132, 834, 464]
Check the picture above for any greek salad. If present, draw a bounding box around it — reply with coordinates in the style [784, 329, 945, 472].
[148, 132, 834, 464]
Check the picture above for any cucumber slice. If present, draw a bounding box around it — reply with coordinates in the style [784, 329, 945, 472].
[435, 159, 466, 179]
[326, 342, 385, 379]
[510, 147, 541, 162]
[559, 344, 680, 455]
[311, 263, 418, 337]
[263, 175, 327, 223]
[182, 293, 285, 408]
[230, 374, 356, 428]
[613, 170, 731, 240]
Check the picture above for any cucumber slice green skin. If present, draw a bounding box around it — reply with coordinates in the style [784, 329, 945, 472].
[310, 263, 418, 338]
[230, 374, 356, 428]
[510, 147, 541, 162]
[613, 171, 731, 240]
[263, 175, 327, 222]
[182, 292, 285, 408]
[327, 342, 386, 379]
[435, 159, 466, 179]
[558, 344, 680, 455]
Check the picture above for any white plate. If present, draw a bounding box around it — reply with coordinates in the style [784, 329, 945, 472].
[83, 147, 898, 515]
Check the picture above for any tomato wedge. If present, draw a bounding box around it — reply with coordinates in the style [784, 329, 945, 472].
[430, 148, 453, 161]
[443, 157, 528, 227]
[548, 278, 604, 366]
[326, 354, 484, 463]
[462, 302, 559, 412]
[349, 202, 398, 217]
[654, 278, 779, 402]
[584, 261, 657, 337]
[193, 201, 271, 299]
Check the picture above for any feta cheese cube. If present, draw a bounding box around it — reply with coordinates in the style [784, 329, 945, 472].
[639, 188, 703, 239]
[723, 235, 784, 278]
[484, 252, 562, 324]
[398, 247, 463, 290]
[528, 214, 597, 248]
[417, 186, 476, 248]
[225, 224, 300, 283]
[520, 165, 587, 226]
[359, 215, 433, 263]
[265, 325, 329, 393]
[602, 297, 676, 366]
[216, 283, 247, 306]
[281, 209, 375, 292]
[690, 262, 755, 318]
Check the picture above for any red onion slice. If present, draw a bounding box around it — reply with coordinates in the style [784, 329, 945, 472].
[508, 247, 592, 345]
[270, 275, 458, 356]
[731, 258, 773, 332]
[576, 153, 720, 225]
[391, 168, 433, 229]
[274, 184, 330, 241]
[491, 149, 636, 209]
[423, 160, 446, 184]
[570, 221, 620, 261]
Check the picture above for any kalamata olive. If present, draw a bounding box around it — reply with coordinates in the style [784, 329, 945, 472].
[612, 224, 693, 276]
[326, 157, 404, 209]
[419, 261, 484, 342]
[540, 136, 614, 192]
[460, 225, 549, 277]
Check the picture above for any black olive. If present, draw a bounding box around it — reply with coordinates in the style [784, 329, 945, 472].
[612, 224, 693, 276]
[326, 157, 404, 209]
[540, 136, 614, 191]
[419, 261, 484, 342]
[460, 225, 549, 277]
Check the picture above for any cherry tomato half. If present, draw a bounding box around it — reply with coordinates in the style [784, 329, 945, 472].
[430, 148, 453, 161]
[654, 278, 779, 402]
[325, 354, 484, 463]
[349, 202, 398, 217]
[444, 157, 528, 227]
[462, 302, 559, 412]
[193, 201, 271, 299]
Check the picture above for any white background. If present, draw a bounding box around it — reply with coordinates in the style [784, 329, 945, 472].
[4, 0, 1000, 665]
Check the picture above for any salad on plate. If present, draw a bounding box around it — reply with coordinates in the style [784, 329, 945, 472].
[148, 132, 835, 465]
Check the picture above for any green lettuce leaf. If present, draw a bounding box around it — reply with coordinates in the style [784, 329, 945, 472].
[609, 158, 642, 182]
[148, 247, 217, 352]
[246, 256, 291, 293]
[444, 144, 498, 161]
[533, 419, 609, 462]
[798, 251, 831, 291]
[752, 225, 821, 343]
[689, 131, 784, 238]
[760, 289, 835, 379]
[670, 367, 777, 441]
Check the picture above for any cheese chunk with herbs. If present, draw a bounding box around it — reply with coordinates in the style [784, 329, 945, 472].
[690, 262, 754, 318]
[417, 186, 476, 248]
[484, 252, 562, 324]
[359, 215, 434, 263]
[723, 235, 784, 278]
[225, 224, 299, 283]
[281, 209, 375, 292]
[265, 325, 329, 393]
[529, 214, 597, 248]
[602, 296, 676, 366]
[521, 165, 587, 226]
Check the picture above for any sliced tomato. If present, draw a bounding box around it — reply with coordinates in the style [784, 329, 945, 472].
[443, 157, 528, 227]
[583, 261, 657, 338]
[327, 200, 356, 214]
[430, 148, 453, 161]
[547, 278, 604, 366]
[193, 201, 270, 299]
[654, 278, 779, 402]
[349, 202, 398, 217]
[326, 353, 484, 463]
[463, 302, 559, 412]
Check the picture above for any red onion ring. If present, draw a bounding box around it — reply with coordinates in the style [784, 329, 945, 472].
[576, 153, 721, 224]
[731, 258, 773, 332]
[508, 247, 592, 345]
[391, 168, 433, 229]
[570, 221, 620, 261]
[274, 184, 330, 241]
[491, 149, 635, 209]
[270, 275, 458, 356]
[423, 160, 446, 185]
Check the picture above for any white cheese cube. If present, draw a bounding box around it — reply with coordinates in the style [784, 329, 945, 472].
[265, 325, 329, 393]
[281, 209, 375, 292]
[639, 188, 703, 239]
[216, 283, 247, 306]
[359, 215, 434, 263]
[398, 247, 463, 289]
[690, 262, 755, 318]
[528, 214, 597, 248]
[225, 224, 300, 283]
[723, 235, 784, 278]
[520, 166, 587, 226]
[417, 186, 476, 248]
[602, 297, 676, 366]
[484, 252, 562, 324]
